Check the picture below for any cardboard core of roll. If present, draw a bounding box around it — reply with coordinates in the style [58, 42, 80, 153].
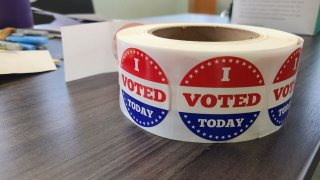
[151, 26, 260, 42]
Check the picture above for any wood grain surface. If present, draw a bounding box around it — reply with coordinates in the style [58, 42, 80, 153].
[0, 34, 320, 180]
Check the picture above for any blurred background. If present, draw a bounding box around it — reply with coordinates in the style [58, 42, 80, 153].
[31, 0, 232, 22]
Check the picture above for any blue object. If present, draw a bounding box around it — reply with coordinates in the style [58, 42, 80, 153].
[268, 98, 291, 126]
[5, 36, 48, 45]
[122, 90, 168, 127]
[18, 43, 36, 50]
[179, 111, 259, 141]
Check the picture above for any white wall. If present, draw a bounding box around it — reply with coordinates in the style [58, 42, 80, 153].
[92, 0, 231, 19]
[93, 0, 189, 19]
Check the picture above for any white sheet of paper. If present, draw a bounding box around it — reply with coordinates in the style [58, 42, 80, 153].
[231, 0, 320, 35]
[62, 21, 137, 82]
[0, 50, 57, 74]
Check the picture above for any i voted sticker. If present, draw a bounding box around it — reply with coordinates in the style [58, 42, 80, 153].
[120, 48, 169, 127]
[177, 57, 265, 141]
[268, 48, 301, 126]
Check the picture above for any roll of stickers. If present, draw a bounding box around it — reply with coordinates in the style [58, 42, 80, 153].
[116, 23, 303, 143]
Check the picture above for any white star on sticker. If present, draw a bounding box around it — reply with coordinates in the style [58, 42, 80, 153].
[145, 57, 149, 60]
[240, 129, 243, 132]
[187, 120, 191, 124]
[236, 60, 240, 64]
[184, 115, 188, 118]
[141, 54, 144, 57]
[245, 125, 248, 128]
[222, 136, 225, 139]
[248, 65, 252, 69]
[259, 80, 263, 84]
[207, 62, 212, 66]
[192, 125, 195, 129]
[185, 80, 189, 84]
[189, 74, 193, 78]
[222, 59, 226, 63]
[158, 115, 162, 119]
[161, 111, 165, 115]
[155, 119, 158, 122]
[234, 132, 238, 136]
[194, 69, 199, 73]
[228, 135, 231, 138]
[252, 69, 256, 73]
[154, 66, 158, 70]
[158, 71, 162, 75]
[242, 62, 246, 66]
[280, 71, 283, 74]
[202, 133, 206, 136]
[150, 61, 153, 64]
[162, 78, 166, 82]
[283, 65, 286, 68]
[200, 65, 205, 69]
[254, 114, 257, 117]
[215, 60, 219, 64]
[229, 59, 233, 63]
[250, 120, 253, 123]
[197, 129, 200, 133]
[209, 135, 213, 138]
[147, 122, 149, 125]
[151, 121, 154, 124]
[215, 136, 219, 139]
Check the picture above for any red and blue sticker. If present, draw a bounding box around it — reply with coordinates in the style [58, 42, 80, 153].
[268, 48, 301, 126]
[177, 57, 265, 141]
[120, 48, 169, 127]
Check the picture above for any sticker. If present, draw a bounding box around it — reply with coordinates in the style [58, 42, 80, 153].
[178, 57, 265, 141]
[120, 48, 169, 127]
[268, 48, 301, 126]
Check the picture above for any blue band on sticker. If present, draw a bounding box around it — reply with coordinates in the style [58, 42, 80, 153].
[122, 90, 168, 127]
[179, 112, 259, 141]
[268, 98, 291, 126]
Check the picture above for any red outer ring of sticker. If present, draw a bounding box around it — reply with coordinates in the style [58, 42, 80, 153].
[181, 56, 265, 87]
[121, 48, 168, 84]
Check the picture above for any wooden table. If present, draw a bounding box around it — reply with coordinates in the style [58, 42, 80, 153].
[1, 23, 320, 180]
